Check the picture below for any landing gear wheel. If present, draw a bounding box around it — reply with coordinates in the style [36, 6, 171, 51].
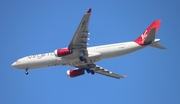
[84, 58, 88, 63]
[25, 71, 29, 75]
[79, 56, 84, 61]
[90, 70, 95, 75]
[25, 69, 28, 75]
[79, 56, 88, 63]
[86, 69, 91, 73]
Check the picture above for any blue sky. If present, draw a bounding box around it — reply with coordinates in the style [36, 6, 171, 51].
[1, 0, 180, 104]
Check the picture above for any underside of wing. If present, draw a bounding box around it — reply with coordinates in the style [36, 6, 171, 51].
[91, 65, 127, 79]
[68, 8, 91, 53]
[62, 8, 92, 59]
[76, 64, 127, 79]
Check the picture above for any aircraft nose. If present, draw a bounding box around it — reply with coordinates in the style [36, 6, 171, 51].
[11, 62, 17, 68]
[11, 61, 21, 69]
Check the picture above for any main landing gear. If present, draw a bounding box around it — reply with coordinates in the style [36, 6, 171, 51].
[25, 69, 28, 75]
[79, 56, 88, 63]
[86, 69, 95, 75]
[79, 50, 88, 63]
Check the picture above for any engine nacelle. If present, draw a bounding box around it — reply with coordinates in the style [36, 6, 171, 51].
[67, 69, 85, 78]
[54, 48, 72, 57]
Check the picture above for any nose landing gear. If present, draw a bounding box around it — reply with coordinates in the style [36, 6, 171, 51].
[25, 69, 28, 75]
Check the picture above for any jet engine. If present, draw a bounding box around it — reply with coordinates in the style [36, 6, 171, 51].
[54, 48, 72, 57]
[67, 69, 85, 78]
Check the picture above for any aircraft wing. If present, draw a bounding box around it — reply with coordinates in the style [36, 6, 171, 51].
[68, 8, 91, 57]
[77, 64, 127, 79]
[92, 65, 127, 79]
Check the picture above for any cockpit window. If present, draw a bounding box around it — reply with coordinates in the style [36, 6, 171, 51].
[16, 60, 20, 64]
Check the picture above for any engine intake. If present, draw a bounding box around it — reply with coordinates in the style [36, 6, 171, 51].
[54, 48, 72, 57]
[67, 69, 85, 78]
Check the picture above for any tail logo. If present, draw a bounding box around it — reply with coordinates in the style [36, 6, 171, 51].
[141, 30, 148, 42]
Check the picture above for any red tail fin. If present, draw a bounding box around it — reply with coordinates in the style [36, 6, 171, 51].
[134, 20, 161, 45]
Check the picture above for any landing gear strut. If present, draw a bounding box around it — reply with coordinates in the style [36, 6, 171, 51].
[25, 69, 28, 75]
[79, 50, 88, 63]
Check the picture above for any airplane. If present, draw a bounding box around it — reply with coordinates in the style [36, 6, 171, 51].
[11, 8, 166, 79]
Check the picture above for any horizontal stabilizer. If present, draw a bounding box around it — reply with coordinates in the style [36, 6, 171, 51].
[150, 42, 166, 49]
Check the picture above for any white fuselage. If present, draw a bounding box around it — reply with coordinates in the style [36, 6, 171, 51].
[11, 41, 144, 70]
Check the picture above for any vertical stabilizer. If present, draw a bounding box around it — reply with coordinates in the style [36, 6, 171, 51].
[134, 20, 161, 45]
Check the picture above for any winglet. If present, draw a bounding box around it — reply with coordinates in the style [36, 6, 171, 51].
[86, 8, 92, 14]
[123, 74, 128, 78]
